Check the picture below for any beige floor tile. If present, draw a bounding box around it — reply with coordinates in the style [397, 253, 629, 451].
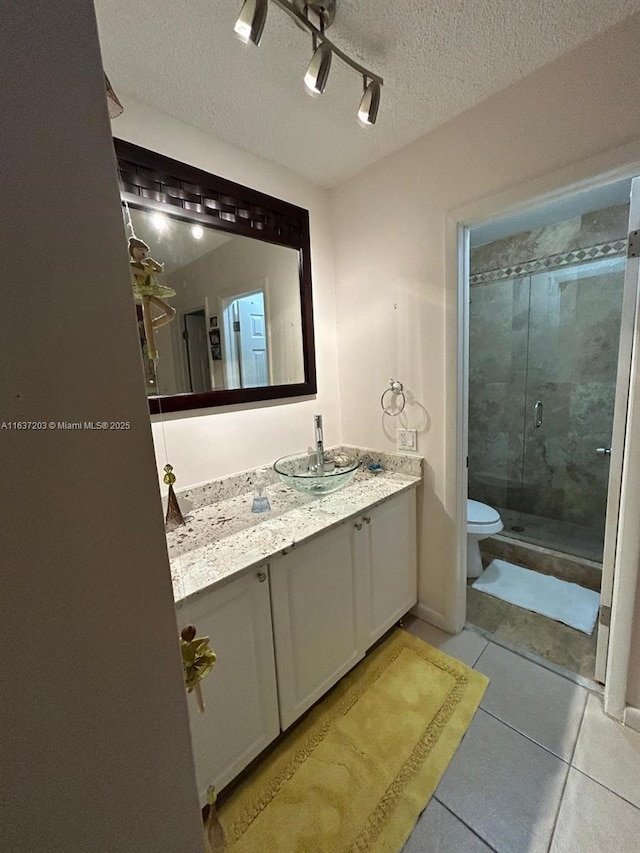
[403, 799, 492, 852]
[572, 693, 640, 808]
[493, 607, 597, 679]
[550, 769, 640, 852]
[436, 709, 567, 853]
[467, 586, 597, 678]
[466, 586, 513, 633]
[403, 616, 488, 668]
[475, 643, 587, 760]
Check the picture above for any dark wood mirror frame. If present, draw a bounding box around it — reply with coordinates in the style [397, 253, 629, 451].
[114, 138, 317, 414]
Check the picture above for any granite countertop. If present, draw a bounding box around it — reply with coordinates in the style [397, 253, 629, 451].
[170, 468, 420, 607]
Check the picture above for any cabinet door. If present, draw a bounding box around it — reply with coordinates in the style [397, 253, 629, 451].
[364, 489, 417, 646]
[270, 522, 367, 730]
[177, 569, 279, 801]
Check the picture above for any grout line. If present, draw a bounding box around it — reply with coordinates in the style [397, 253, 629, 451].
[467, 706, 572, 853]
[545, 768, 569, 853]
[433, 796, 499, 852]
[545, 700, 587, 851]
[568, 694, 588, 767]
[570, 766, 640, 813]
[477, 707, 572, 765]
[470, 635, 490, 667]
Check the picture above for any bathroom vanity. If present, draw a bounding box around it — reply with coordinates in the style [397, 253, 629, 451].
[118, 143, 423, 801]
[171, 454, 420, 801]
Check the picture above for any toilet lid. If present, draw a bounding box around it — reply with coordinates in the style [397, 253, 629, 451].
[467, 499, 500, 525]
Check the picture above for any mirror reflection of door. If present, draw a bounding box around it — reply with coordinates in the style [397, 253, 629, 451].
[183, 309, 212, 393]
[223, 291, 269, 388]
[125, 206, 304, 396]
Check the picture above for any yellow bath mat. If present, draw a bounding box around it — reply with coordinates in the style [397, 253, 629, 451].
[218, 628, 488, 853]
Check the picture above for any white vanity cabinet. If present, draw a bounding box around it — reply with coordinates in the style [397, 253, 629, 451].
[174, 482, 418, 795]
[269, 521, 368, 730]
[358, 488, 417, 647]
[270, 487, 417, 730]
[176, 568, 280, 801]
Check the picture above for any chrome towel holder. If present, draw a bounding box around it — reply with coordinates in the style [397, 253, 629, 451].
[381, 379, 406, 416]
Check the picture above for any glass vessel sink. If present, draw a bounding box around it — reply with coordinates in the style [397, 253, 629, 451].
[273, 452, 359, 495]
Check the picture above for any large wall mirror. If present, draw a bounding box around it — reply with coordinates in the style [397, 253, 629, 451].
[114, 140, 316, 414]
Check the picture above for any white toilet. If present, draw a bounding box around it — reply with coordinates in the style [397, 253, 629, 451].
[467, 499, 503, 578]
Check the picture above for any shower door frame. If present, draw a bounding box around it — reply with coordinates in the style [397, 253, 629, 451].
[595, 178, 640, 684]
[451, 154, 640, 722]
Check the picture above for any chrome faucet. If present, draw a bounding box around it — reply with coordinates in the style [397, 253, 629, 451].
[314, 414, 325, 475]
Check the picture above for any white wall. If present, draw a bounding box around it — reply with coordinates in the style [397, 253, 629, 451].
[627, 576, 640, 708]
[113, 97, 340, 489]
[167, 236, 303, 389]
[1, 2, 203, 850]
[108, 17, 640, 705]
[331, 15, 640, 633]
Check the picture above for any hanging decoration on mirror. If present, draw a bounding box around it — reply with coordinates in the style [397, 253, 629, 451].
[164, 463, 186, 531]
[129, 237, 176, 361]
[104, 72, 124, 118]
[180, 625, 217, 714]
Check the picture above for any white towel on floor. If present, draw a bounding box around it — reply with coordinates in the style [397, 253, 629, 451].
[472, 559, 600, 635]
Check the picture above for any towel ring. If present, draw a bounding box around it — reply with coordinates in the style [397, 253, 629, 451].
[381, 379, 406, 416]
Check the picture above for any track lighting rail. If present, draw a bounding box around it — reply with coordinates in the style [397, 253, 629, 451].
[235, 0, 383, 123]
[270, 0, 383, 86]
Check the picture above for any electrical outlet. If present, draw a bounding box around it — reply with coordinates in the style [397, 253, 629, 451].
[396, 429, 417, 452]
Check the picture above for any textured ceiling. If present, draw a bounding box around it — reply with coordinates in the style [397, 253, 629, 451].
[95, 0, 640, 188]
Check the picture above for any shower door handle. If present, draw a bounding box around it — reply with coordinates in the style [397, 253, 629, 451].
[534, 400, 543, 428]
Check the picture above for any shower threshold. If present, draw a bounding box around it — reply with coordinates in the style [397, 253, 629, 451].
[481, 534, 601, 592]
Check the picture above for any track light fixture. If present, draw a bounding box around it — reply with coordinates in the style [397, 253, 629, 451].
[234, 0, 268, 46]
[304, 39, 332, 96]
[358, 77, 381, 126]
[234, 0, 383, 125]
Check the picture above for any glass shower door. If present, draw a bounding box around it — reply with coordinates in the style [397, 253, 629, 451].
[521, 257, 626, 562]
[468, 275, 530, 525]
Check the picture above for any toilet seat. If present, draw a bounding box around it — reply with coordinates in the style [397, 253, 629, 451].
[467, 499, 502, 535]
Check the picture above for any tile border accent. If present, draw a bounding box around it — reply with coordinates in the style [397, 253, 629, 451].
[470, 239, 627, 286]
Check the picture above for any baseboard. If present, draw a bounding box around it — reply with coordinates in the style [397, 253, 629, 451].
[623, 705, 640, 732]
[410, 602, 453, 633]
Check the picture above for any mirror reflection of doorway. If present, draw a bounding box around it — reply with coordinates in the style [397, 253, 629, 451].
[223, 291, 269, 388]
[182, 308, 212, 393]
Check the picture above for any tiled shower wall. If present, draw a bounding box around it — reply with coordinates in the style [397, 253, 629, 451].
[470, 204, 629, 283]
[469, 204, 628, 543]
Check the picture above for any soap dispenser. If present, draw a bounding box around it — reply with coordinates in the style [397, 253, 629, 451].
[252, 474, 271, 513]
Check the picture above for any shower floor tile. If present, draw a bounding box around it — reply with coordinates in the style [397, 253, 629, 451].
[467, 585, 598, 679]
[498, 507, 603, 563]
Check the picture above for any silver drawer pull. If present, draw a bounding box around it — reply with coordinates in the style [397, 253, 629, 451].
[257, 571, 267, 583]
[534, 400, 543, 429]
[596, 447, 611, 458]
